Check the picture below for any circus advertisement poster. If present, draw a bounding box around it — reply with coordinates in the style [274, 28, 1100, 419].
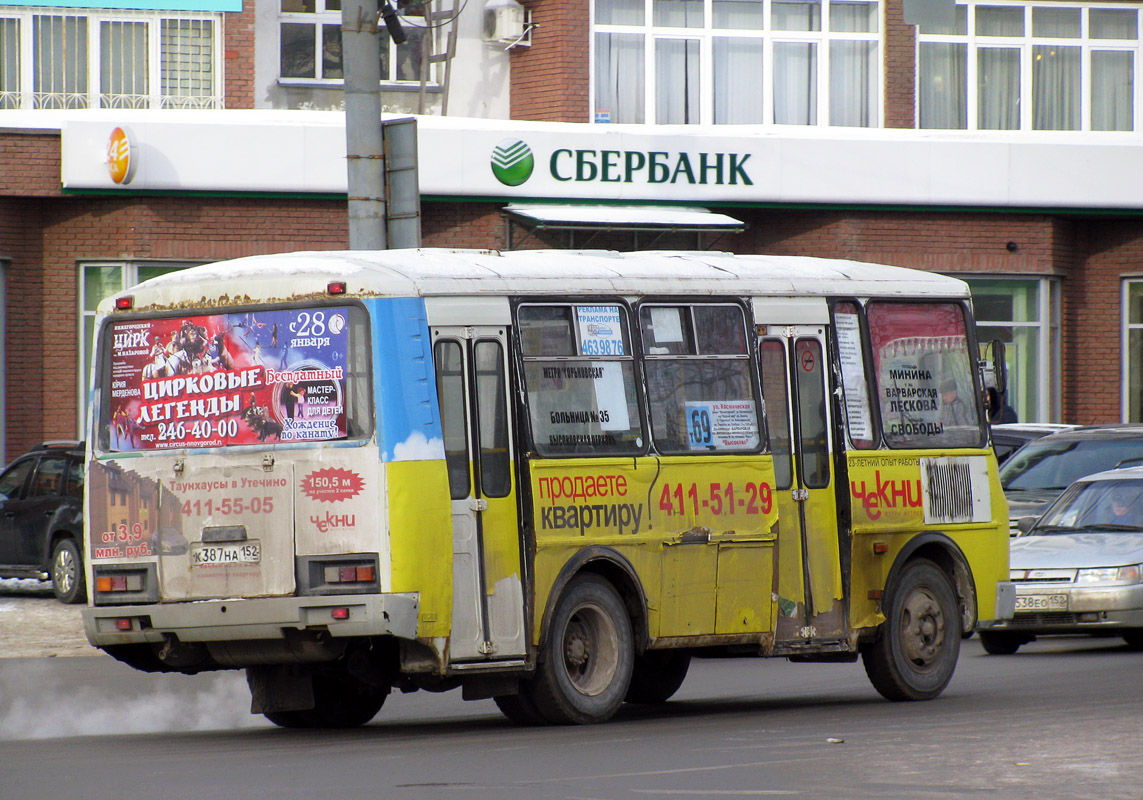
[105, 308, 351, 451]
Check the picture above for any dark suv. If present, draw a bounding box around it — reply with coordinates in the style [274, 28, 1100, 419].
[0, 441, 86, 603]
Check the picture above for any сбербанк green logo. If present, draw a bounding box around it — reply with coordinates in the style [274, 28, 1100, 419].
[491, 139, 534, 186]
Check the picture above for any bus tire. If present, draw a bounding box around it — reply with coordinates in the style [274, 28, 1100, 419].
[978, 631, 1026, 655]
[262, 710, 310, 728]
[624, 650, 691, 705]
[51, 538, 86, 604]
[493, 690, 548, 725]
[1123, 630, 1143, 650]
[861, 558, 960, 702]
[263, 674, 387, 729]
[530, 574, 634, 724]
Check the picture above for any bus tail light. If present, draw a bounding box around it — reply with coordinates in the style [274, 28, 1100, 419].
[299, 555, 380, 596]
[327, 281, 347, 295]
[92, 565, 158, 605]
[325, 564, 376, 584]
[96, 574, 144, 593]
[115, 295, 134, 310]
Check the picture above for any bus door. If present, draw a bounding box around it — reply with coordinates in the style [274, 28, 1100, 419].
[759, 322, 846, 646]
[432, 326, 527, 662]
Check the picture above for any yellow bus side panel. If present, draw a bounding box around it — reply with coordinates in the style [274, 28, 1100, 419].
[387, 459, 454, 639]
[714, 542, 776, 634]
[661, 543, 717, 634]
[529, 456, 778, 644]
[846, 450, 1009, 631]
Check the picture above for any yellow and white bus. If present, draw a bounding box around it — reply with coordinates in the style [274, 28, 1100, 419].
[82, 248, 1014, 727]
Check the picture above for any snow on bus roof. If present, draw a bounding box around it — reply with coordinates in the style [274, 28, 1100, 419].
[101, 248, 969, 312]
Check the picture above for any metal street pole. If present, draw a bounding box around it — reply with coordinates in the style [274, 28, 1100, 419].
[342, 0, 386, 250]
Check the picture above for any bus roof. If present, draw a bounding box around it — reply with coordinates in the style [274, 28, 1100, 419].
[100, 248, 972, 313]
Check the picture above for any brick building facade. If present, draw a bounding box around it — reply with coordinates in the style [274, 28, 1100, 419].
[3, 0, 1143, 460]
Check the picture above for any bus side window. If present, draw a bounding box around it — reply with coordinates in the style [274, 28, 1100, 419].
[759, 339, 793, 490]
[434, 340, 471, 500]
[639, 303, 761, 454]
[474, 339, 511, 498]
[517, 303, 643, 457]
[832, 301, 877, 449]
[795, 338, 830, 489]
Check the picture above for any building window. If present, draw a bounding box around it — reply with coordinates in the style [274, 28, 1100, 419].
[279, 0, 433, 85]
[0, 8, 221, 110]
[965, 277, 1060, 423]
[1124, 280, 1143, 422]
[919, 3, 1138, 131]
[79, 262, 199, 437]
[161, 18, 218, 108]
[593, 0, 880, 125]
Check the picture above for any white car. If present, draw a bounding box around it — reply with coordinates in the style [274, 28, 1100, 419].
[978, 466, 1143, 654]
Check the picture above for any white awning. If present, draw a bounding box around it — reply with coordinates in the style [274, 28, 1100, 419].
[502, 204, 746, 233]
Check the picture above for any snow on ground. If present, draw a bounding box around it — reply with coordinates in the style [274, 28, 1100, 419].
[0, 578, 101, 656]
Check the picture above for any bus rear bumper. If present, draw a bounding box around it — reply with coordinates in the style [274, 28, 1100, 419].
[82, 592, 420, 648]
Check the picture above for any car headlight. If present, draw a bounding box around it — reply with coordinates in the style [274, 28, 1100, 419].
[1075, 565, 1143, 585]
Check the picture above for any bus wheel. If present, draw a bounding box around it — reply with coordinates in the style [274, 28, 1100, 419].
[264, 674, 387, 729]
[862, 558, 960, 702]
[530, 575, 634, 724]
[493, 690, 548, 725]
[978, 631, 1026, 655]
[625, 650, 691, 705]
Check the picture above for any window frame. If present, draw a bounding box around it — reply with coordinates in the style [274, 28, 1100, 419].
[277, 0, 440, 88]
[1122, 278, 1143, 422]
[591, 0, 883, 126]
[964, 276, 1061, 423]
[917, 1, 1140, 131]
[78, 260, 204, 440]
[636, 298, 767, 455]
[514, 299, 648, 459]
[0, 7, 222, 110]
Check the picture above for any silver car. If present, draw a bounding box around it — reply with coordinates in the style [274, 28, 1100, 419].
[978, 466, 1143, 654]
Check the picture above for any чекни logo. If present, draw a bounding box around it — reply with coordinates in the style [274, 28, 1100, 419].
[491, 139, 534, 186]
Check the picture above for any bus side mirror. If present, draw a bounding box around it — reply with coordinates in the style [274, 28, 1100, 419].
[987, 338, 1005, 395]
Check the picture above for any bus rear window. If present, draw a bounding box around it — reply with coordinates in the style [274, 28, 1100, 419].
[99, 305, 370, 451]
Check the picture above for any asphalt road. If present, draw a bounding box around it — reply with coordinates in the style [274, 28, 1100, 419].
[1, 632, 1141, 800]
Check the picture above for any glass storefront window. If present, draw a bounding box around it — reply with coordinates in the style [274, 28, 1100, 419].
[965, 277, 1060, 423]
[1124, 281, 1143, 422]
[78, 262, 196, 437]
